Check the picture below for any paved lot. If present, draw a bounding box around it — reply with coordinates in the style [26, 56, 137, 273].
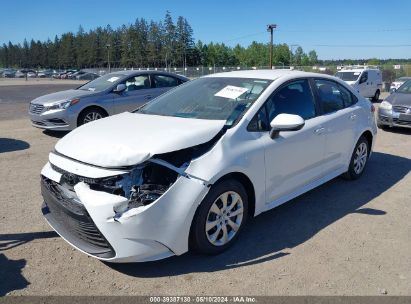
[0, 84, 410, 296]
[0, 82, 83, 121]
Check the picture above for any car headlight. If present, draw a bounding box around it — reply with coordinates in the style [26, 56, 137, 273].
[44, 98, 80, 111]
[379, 101, 392, 111]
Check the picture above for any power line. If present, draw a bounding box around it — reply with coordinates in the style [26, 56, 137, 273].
[314, 44, 411, 47]
[280, 27, 411, 33]
[224, 31, 266, 42]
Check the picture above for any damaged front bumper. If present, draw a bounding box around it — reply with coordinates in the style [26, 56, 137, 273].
[40, 153, 210, 263]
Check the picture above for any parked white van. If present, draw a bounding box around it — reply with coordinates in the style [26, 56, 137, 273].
[336, 66, 382, 101]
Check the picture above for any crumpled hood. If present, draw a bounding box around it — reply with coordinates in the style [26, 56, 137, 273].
[55, 112, 226, 167]
[386, 92, 411, 106]
[31, 89, 99, 105]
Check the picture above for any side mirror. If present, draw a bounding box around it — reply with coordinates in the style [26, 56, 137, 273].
[113, 83, 126, 93]
[359, 77, 367, 84]
[269, 114, 305, 138]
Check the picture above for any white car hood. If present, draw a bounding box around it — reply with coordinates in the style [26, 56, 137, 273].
[55, 112, 226, 167]
[346, 81, 357, 86]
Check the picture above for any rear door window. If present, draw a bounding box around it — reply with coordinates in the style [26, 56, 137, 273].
[153, 75, 180, 88]
[314, 79, 346, 114]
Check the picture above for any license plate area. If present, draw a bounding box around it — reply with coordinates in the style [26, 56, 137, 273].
[399, 114, 411, 122]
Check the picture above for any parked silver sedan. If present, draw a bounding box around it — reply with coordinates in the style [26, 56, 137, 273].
[378, 79, 411, 129]
[29, 71, 189, 131]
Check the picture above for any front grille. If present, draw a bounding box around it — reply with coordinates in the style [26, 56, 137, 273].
[50, 163, 100, 185]
[30, 103, 44, 114]
[393, 105, 410, 114]
[41, 177, 115, 258]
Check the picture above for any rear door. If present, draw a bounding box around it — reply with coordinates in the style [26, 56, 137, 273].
[312, 78, 361, 175]
[113, 74, 152, 114]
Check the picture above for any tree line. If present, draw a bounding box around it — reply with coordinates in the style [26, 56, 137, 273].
[0, 12, 321, 69]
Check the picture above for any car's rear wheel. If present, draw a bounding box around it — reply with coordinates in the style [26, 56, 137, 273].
[190, 179, 248, 255]
[372, 89, 380, 102]
[78, 108, 107, 126]
[343, 136, 370, 180]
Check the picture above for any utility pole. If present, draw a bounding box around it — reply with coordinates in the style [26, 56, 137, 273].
[267, 24, 277, 69]
[106, 44, 111, 73]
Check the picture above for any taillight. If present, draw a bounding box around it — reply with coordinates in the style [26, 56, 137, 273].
[371, 104, 375, 112]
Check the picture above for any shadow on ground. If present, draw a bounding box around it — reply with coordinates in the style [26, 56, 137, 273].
[109, 152, 410, 277]
[0, 231, 58, 295]
[0, 254, 29, 296]
[0, 231, 57, 251]
[381, 126, 411, 135]
[0, 138, 30, 153]
[43, 130, 69, 138]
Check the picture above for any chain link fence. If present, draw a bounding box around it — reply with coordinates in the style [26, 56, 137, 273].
[2, 64, 411, 91]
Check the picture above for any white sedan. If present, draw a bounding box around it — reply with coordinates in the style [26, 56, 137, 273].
[40, 70, 377, 262]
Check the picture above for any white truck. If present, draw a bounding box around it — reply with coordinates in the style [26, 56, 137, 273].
[335, 66, 382, 101]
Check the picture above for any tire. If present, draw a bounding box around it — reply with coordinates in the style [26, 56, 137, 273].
[78, 108, 107, 126]
[372, 89, 380, 102]
[342, 136, 370, 180]
[190, 179, 249, 255]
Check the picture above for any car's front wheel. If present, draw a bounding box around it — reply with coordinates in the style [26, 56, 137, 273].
[343, 136, 370, 180]
[190, 179, 248, 255]
[78, 108, 107, 126]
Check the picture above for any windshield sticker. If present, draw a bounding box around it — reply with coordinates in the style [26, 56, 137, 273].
[107, 76, 120, 83]
[354, 72, 361, 75]
[215, 85, 249, 99]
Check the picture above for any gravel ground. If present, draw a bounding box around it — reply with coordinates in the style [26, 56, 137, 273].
[0, 85, 410, 296]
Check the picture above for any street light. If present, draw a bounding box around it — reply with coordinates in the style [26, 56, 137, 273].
[106, 44, 111, 73]
[267, 24, 277, 69]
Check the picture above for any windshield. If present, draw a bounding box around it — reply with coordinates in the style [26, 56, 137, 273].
[397, 80, 411, 93]
[335, 72, 361, 81]
[78, 73, 124, 92]
[137, 77, 272, 125]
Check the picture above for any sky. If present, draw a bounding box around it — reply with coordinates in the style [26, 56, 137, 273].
[1, 0, 410, 60]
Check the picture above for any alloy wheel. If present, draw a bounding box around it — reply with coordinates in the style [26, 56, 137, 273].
[353, 142, 368, 174]
[83, 112, 103, 124]
[205, 191, 244, 246]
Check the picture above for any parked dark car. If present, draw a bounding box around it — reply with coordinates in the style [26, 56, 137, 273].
[76, 72, 99, 80]
[2, 69, 16, 78]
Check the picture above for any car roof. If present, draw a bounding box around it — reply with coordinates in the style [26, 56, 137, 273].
[108, 70, 188, 79]
[204, 69, 336, 81]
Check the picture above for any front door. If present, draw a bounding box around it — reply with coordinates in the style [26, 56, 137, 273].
[262, 79, 326, 205]
[357, 71, 370, 97]
[113, 74, 153, 114]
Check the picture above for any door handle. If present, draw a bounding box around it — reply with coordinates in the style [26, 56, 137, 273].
[314, 127, 325, 135]
[350, 114, 357, 120]
[145, 94, 152, 99]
